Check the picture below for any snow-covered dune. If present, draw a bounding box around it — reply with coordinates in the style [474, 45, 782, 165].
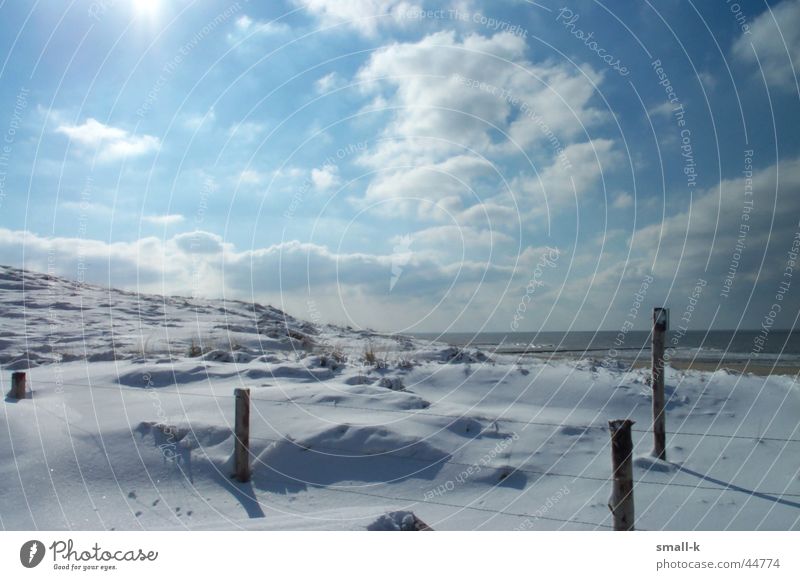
[1, 265, 798, 530]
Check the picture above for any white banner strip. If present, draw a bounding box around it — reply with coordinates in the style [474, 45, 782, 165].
[0, 531, 797, 578]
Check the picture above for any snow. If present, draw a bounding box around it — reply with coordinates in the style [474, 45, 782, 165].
[0, 265, 799, 530]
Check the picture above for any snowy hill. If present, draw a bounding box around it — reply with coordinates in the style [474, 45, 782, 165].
[1, 265, 799, 530]
[0, 264, 414, 370]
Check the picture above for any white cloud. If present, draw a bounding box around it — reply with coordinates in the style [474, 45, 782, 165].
[239, 169, 265, 185]
[293, 0, 422, 37]
[311, 163, 341, 191]
[19, 144, 800, 333]
[56, 118, 126, 144]
[272, 166, 304, 179]
[591, 155, 800, 330]
[228, 13, 290, 42]
[356, 154, 494, 218]
[647, 101, 675, 118]
[228, 121, 266, 142]
[143, 214, 185, 226]
[350, 31, 611, 221]
[315, 72, 341, 93]
[612, 192, 633, 209]
[733, 0, 800, 90]
[405, 224, 516, 260]
[527, 156, 800, 329]
[183, 108, 216, 131]
[697, 71, 717, 92]
[55, 118, 159, 161]
[515, 139, 621, 214]
[355, 31, 530, 163]
[0, 229, 172, 289]
[457, 201, 519, 229]
[174, 231, 225, 254]
[8, 156, 800, 331]
[360, 29, 607, 152]
[0, 227, 516, 330]
[629, 157, 800, 277]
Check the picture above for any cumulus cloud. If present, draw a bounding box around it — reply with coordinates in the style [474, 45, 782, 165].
[611, 155, 800, 329]
[357, 154, 494, 217]
[349, 31, 612, 223]
[293, 0, 422, 37]
[647, 101, 675, 118]
[183, 108, 216, 131]
[458, 201, 519, 229]
[0, 228, 170, 289]
[311, 164, 341, 191]
[143, 214, 185, 226]
[239, 169, 265, 185]
[356, 31, 528, 163]
[38, 180, 517, 329]
[630, 157, 800, 279]
[356, 31, 607, 161]
[514, 138, 621, 214]
[511, 151, 800, 330]
[612, 192, 633, 209]
[228, 13, 291, 42]
[55, 118, 160, 161]
[733, 0, 800, 90]
[0, 228, 510, 296]
[174, 231, 225, 254]
[315, 72, 341, 93]
[16, 143, 799, 334]
[404, 224, 516, 262]
[228, 121, 266, 142]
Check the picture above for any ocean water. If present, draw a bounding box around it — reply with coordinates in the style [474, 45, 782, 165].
[411, 330, 800, 366]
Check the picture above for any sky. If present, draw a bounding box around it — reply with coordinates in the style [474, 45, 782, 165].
[0, 0, 799, 334]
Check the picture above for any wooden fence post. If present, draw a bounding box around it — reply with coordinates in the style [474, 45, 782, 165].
[608, 419, 635, 531]
[234, 388, 251, 482]
[652, 307, 669, 460]
[10, 372, 26, 399]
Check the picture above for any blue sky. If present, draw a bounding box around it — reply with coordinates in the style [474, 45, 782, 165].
[0, 0, 799, 333]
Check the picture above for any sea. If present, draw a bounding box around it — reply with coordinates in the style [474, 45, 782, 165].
[411, 330, 800, 367]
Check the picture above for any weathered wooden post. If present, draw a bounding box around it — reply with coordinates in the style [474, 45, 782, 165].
[608, 419, 635, 531]
[10, 372, 26, 399]
[234, 388, 251, 482]
[652, 307, 669, 460]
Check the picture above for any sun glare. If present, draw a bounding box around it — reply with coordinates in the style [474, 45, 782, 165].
[132, 0, 160, 19]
